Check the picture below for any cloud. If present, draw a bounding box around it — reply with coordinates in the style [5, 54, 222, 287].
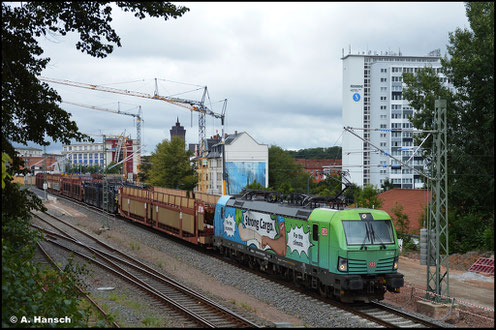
[32, 2, 468, 155]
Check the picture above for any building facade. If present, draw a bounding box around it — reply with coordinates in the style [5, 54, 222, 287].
[15, 147, 43, 158]
[294, 159, 342, 182]
[341, 50, 449, 189]
[14, 147, 64, 173]
[62, 137, 136, 175]
[206, 132, 268, 195]
[170, 118, 186, 141]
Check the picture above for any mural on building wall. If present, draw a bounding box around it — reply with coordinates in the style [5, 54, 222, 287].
[225, 161, 266, 194]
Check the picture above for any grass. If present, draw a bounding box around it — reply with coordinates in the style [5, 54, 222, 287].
[229, 299, 256, 313]
[239, 302, 256, 313]
[129, 242, 140, 251]
[142, 315, 167, 327]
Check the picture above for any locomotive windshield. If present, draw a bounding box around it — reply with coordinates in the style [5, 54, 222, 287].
[342, 220, 395, 246]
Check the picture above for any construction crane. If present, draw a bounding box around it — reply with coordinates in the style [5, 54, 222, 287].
[61, 100, 142, 180]
[39, 76, 228, 192]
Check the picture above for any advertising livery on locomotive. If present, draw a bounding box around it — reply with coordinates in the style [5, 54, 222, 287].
[213, 193, 404, 302]
[35, 173, 403, 302]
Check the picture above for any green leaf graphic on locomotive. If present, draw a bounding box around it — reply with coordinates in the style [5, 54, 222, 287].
[286, 223, 313, 259]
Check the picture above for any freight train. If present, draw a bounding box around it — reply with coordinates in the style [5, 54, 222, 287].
[35, 173, 403, 303]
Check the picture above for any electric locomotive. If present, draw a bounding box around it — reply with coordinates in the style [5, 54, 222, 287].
[212, 190, 404, 303]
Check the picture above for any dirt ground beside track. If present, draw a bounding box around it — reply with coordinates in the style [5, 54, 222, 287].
[42, 200, 494, 327]
[383, 253, 494, 327]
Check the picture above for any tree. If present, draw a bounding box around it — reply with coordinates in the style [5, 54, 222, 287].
[2, 2, 189, 167]
[353, 184, 383, 209]
[268, 145, 309, 193]
[137, 155, 152, 183]
[288, 146, 342, 159]
[312, 173, 343, 197]
[243, 180, 269, 191]
[106, 161, 122, 175]
[381, 178, 394, 192]
[147, 137, 197, 191]
[390, 201, 410, 234]
[2, 2, 189, 326]
[402, 2, 494, 252]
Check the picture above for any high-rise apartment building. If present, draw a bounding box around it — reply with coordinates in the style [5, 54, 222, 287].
[341, 49, 449, 189]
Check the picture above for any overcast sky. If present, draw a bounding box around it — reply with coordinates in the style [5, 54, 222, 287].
[21, 2, 469, 155]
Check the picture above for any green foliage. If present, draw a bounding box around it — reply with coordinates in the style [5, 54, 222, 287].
[353, 184, 383, 209]
[105, 161, 122, 175]
[243, 179, 269, 191]
[2, 179, 92, 327]
[147, 137, 197, 191]
[381, 178, 394, 192]
[483, 223, 494, 251]
[448, 211, 490, 253]
[137, 155, 152, 183]
[65, 163, 102, 174]
[311, 174, 342, 197]
[2, 153, 11, 189]
[268, 145, 309, 193]
[390, 201, 410, 234]
[389, 201, 415, 251]
[402, 2, 494, 253]
[2, 2, 190, 326]
[2, 1, 189, 170]
[287, 146, 342, 159]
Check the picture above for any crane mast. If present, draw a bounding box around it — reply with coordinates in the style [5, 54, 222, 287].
[61, 100, 142, 181]
[40, 76, 227, 193]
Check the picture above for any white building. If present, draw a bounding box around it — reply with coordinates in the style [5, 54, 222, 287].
[62, 142, 108, 167]
[342, 50, 449, 189]
[61, 137, 137, 174]
[15, 147, 43, 158]
[207, 132, 269, 195]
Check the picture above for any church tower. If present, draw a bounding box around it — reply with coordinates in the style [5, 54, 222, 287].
[170, 117, 186, 141]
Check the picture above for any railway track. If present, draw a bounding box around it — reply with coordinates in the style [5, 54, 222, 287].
[34, 242, 121, 328]
[31, 210, 261, 328]
[208, 251, 442, 328]
[32, 188, 443, 328]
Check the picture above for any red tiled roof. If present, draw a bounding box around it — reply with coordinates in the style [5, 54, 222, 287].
[378, 188, 431, 234]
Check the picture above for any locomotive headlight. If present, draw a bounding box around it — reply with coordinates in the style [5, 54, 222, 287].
[338, 257, 348, 272]
[393, 257, 399, 270]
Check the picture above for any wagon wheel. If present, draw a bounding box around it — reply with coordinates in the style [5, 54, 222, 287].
[318, 282, 329, 298]
[292, 270, 301, 288]
[282, 268, 292, 281]
[248, 256, 257, 269]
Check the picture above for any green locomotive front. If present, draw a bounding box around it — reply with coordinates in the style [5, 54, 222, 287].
[213, 194, 404, 303]
[310, 208, 404, 302]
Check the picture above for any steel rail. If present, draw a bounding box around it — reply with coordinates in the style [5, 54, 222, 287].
[208, 249, 442, 328]
[32, 211, 259, 328]
[35, 240, 121, 328]
[38, 234, 218, 328]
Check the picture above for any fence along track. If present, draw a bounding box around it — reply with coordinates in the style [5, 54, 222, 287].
[35, 241, 120, 328]
[31, 211, 260, 328]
